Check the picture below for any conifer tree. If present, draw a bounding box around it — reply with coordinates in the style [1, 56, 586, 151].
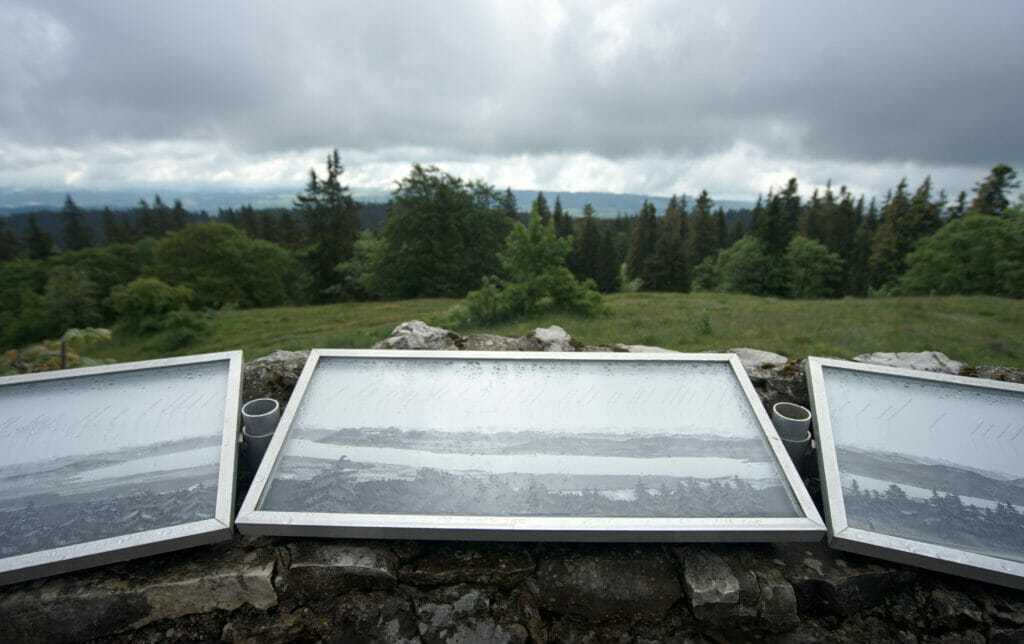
[135, 199, 157, 238]
[61, 194, 93, 250]
[625, 201, 658, 285]
[946, 191, 967, 220]
[569, 203, 600, 280]
[531, 192, 552, 225]
[170, 199, 189, 231]
[714, 207, 727, 249]
[26, 213, 55, 259]
[595, 228, 621, 293]
[501, 187, 519, 221]
[295, 149, 360, 303]
[645, 195, 690, 292]
[552, 196, 573, 238]
[152, 195, 171, 237]
[970, 163, 1019, 216]
[0, 218, 21, 262]
[688, 191, 719, 266]
[101, 207, 136, 245]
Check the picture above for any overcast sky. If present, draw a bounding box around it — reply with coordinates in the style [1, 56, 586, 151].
[2, 1, 1022, 204]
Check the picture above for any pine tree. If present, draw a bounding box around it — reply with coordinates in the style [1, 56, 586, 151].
[625, 201, 658, 285]
[531, 192, 552, 225]
[595, 227, 621, 293]
[688, 190, 719, 266]
[645, 195, 690, 292]
[135, 199, 157, 238]
[170, 199, 189, 231]
[61, 194, 93, 250]
[714, 207, 727, 249]
[569, 203, 600, 281]
[101, 207, 135, 245]
[260, 211, 281, 243]
[501, 187, 519, 221]
[278, 211, 301, 248]
[0, 218, 21, 262]
[152, 195, 171, 237]
[295, 149, 360, 302]
[907, 176, 943, 240]
[552, 196, 572, 238]
[971, 164, 1019, 216]
[26, 213, 55, 259]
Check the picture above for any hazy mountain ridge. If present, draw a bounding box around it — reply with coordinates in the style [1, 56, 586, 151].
[837, 446, 1024, 504]
[0, 187, 754, 218]
[296, 427, 771, 460]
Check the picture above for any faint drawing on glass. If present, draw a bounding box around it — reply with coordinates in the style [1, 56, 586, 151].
[256, 355, 802, 519]
[0, 361, 229, 560]
[820, 365, 1024, 563]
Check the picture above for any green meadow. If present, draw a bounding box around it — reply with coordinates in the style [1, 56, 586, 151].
[89, 293, 1024, 369]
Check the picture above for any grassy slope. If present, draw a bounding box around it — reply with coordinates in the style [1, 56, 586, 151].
[90, 293, 1024, 368]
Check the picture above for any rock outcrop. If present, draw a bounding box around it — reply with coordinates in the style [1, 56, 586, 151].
[852, 350, 967, 374]
[4, 322, 1022, 642]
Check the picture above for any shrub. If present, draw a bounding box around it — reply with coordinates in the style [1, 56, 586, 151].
[464, 213, 603, 325]
[108, 277, 195, 331]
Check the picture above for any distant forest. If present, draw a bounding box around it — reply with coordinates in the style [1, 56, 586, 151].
[844, 479, 1024, 563]
[0, 151, 1021, 352]
[261, 457, 796, 518]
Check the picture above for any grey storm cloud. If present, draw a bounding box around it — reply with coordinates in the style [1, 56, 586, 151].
[2, 1, 1023, 171]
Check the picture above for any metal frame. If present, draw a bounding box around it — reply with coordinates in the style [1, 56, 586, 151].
[0, 351, 242, 586]
[806, 357, 1024, 590]
[237, 349, 825, 542]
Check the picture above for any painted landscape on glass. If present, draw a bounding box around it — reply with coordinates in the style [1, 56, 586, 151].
[258, 357, 801, 518]
[822, 367, 1024, 562]
[0, 362, 229, 559]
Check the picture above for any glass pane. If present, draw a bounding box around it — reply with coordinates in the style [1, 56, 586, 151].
[258, 356, 800, 518]
[823, 366, 1024, 562]
[0, 361, 229, 559]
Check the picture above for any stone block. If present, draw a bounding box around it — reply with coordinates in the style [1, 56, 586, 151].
[537, 547, 681, 623]
[414, 584, 528, 644]
[773, 541, 915, 616]
[0, 544, 276, 641]
[281, 540, 397, 600]
[371, 320, 461, 350]
[399, 544, 534, 590]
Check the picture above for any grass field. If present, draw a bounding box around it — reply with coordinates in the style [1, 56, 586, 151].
[87, 293, 1024, 368]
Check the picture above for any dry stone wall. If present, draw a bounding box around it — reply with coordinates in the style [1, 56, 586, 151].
[2, 321, 1023, 643]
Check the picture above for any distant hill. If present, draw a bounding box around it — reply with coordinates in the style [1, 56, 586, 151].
[0, 187, 754, 220]
[508, 190, 754, 219]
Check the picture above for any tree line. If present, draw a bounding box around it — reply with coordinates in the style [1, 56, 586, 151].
[0, 151, 1020, 354]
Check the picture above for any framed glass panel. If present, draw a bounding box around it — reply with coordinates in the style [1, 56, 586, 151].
[237, 350, 824, 541]
[807, 357, 1024, 589]
[0, 351, 242, 586]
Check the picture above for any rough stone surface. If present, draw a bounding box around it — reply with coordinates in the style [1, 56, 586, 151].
[773, 541, 916, 617]
[536, 547, 682, 623]
[242, 349, 309, 406]
[679, 548, 758, 628]
[729, 347, 790, 380]
[280, 541, 397, 601]
[525, 325, 581, 351]
[615, 343, 680, 353]
[926, 587, 983, 632]
[399, 544, 534, 590]
[0, 544, 276, 642]
[755, 566, 800, 632]
[458, 333, 527, 351]
[413, 584, 529, 644]
[852, 350, 966, 374]
[962, 364, 1024, 384]
[371, 320, 462, 350]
